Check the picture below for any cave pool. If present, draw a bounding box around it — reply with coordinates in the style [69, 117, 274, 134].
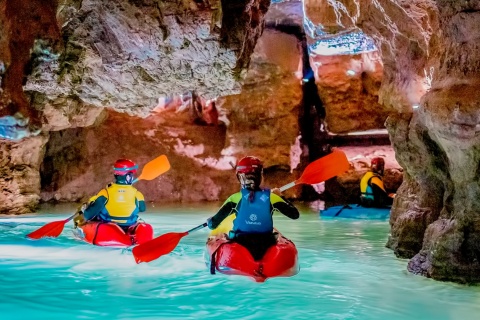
[1, 203, 479, 320]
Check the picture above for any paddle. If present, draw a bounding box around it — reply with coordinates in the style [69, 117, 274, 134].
[132, 149, 350, 264]
[26, 155, 171, 240]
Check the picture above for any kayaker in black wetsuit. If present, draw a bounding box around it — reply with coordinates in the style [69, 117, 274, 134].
[359, 157, 393, 208]
[207, 156, 299, 260]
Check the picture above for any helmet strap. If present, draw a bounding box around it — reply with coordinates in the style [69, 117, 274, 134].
[125, 173, 134, 185]
[115, 173, 134, 185]
[237, 173, 256, 190]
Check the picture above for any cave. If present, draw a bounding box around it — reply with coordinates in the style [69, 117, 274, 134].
[2, 0, 480, 288]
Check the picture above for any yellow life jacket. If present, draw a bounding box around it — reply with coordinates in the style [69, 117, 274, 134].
[360, 171, 385, 196]
[101, 184, 139, 224]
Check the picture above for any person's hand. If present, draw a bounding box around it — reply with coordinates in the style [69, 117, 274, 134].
[206, 217, 213, 229]
[271, 188, 282, 196]
[74, 212, 86, 227]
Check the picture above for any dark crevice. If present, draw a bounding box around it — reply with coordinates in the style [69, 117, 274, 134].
[298, 33, 330, 162]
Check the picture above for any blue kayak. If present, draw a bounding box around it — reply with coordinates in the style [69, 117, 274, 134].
[320, 204, 391, 219]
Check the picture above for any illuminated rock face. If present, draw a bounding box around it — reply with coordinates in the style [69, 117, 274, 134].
[0, 0, 270, 136]
[37, 21, 304, 204]
[311, 51, 387, 133]
[0, 0, 271, 209]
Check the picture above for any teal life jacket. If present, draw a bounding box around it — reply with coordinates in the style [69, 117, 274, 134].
[232, 189, 272, 235]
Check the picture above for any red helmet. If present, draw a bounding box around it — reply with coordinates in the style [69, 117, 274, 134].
[236, 156, 263, 174]
[113, 159, 138, 176]
[371, 157, 385, 174]
[236, 156, 263, 189]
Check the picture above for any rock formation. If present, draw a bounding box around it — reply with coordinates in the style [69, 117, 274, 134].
[306, 0, 480, 282]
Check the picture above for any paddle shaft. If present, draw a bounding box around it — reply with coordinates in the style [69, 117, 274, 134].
[187, 222, 208, 234]
[64, 214, 76, 223]
[279, 181, 295, 192]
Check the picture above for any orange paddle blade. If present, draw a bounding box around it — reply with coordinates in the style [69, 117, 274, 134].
[26, 219, 69, 240]
[133, 231, 188, 263]
[137, 155, 171, 181]
[297, 149, 350, 185]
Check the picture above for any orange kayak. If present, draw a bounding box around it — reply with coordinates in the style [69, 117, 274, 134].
[73, 221, 154, 247]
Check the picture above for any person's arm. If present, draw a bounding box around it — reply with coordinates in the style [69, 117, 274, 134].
[270, 193, 300, 220]
[136, 190, 146, 212]
[371, 184, 393, 206]
[208, 193, 240, 229]
[83, 189, 108, 220]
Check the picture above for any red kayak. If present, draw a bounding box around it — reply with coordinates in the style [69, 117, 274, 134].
[205, 231, 299, 282]
[73, 221, 154, 247]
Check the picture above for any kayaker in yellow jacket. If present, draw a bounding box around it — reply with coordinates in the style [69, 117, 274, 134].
[207, 156, 299, 260]
[74, 159, 146, 232]
[360, 157, 393, 208]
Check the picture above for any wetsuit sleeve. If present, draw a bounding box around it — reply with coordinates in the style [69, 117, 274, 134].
[270, 193, 300, 220]
[83, 189, 108, 220]
[208, 193, 240, 229]
[371, 184, 393, 207]
[136, 190, 146, 212]
[370, 176, 386, 191]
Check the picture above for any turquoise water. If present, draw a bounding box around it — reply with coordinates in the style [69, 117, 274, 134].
[1, 203, 480, 320]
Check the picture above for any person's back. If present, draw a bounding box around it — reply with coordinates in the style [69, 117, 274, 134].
[208, 156, 299, 260]
[77, 159, 146, 231]
[360, 157, 393, 208]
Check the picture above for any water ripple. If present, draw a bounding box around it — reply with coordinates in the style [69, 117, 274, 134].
[1, 205, 480, 319]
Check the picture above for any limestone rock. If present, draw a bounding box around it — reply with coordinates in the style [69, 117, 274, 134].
[0, 134, 48, 214]
[311, 51, 387, 133]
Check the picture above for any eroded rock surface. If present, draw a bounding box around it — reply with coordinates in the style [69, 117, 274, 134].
[313, 0, 480, 282]
[0, 134, 48, 214]
[311, 51, 387, 133]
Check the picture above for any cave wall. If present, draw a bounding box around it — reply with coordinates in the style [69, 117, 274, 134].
[38, 16, 305, 204]
[3, 0, 480, 284]
[311, 51, 387, 133]
[310, 0, 480, 282]
[0, 0, 273, 211]
[2, 0, 388, 211]
[0, 135, 48, 214]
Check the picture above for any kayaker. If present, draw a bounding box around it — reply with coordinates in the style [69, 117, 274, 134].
[207, 156, 300, 260]
[359, 157, 393, 208]
[74, 159, 147, 232]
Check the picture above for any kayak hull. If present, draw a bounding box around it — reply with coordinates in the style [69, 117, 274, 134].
[205, 231, 299, 282]
[73, 221, 154, 247]
[320, 204, 391, 219]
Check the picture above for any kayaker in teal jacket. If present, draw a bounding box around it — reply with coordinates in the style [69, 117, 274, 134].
[208, 156, 299, 260]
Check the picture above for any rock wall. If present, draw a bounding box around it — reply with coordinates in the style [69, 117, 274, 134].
[0, 0, 273, 212]
[311, 51, 387, 133]
[0, 135, 48, 214]
[311, 0, 480, 282]
[38, 19, 304, 204]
